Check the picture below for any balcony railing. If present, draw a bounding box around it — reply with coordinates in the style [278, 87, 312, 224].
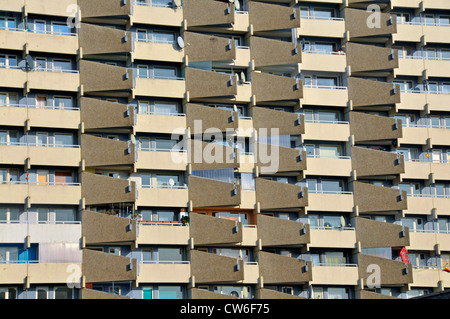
[138, 221, 184, 226]
[305, 154, 352, 160]
[140, 260, 190, 264]
[313, 263, 358, 267]
[1, 26, 77, 36]
[134, 0, 183, 8]
[0, 103, 79, 111]
[303, 119, 349, 125]
[397, 20, 450, 27]
[302, 49, 346, 55]
[400, 55, 450, 61]
[34, 67, 79, 74]
[303, 84, 348, 90]
[132, 33, 176, 44]
[0, 220, 81, 225]
[0, 181, 80, 186]
[300, 14, 344, 21]
[138, 146, 186, 152]
[307, 189, 353, 195]
[310, 225, 355, 231]
[135, 73, 184, 81]
[0, 141, 80, 148]
[139, 184, 188, 189]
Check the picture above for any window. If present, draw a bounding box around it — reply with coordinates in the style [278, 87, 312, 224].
[439, 15, 450, 26]
[0, 130, 18, 145]
[51, 22, 71, 35]
[305, 144, 316, 157]
[424, 14, 435, 25]
[138, 101, 150, 114]
[426, 48, 437, 60]
[0, 169, 19, 184]
[321, 180, 343, 193]
[319, 145, 341, 158]
[395, 13, 410, 24]
[54, 96, 73, 109]
[52, 59, 72, 72]
[55, 208, 75, 222]
[282, 287, 293, 295]
[158, 286, 183, 299]
[312, 8, 334, 19]
[38, 209, 49, 223]
[152, 210, 179, 222]
[299, 7, 310, 18]
[37, 132, 49, 146]
[153, 66, 177, 79]
[327, 287, 349, 299]
[143, 287, 153, 299]
[0, 92, 18, 106]
[37, 287, 49, 299]
[34, 20, 46, 33]
[158, 248, 183, 262]
[137, 29, 148, 42]
[109, 247, 121, 256]
[156, 175, 180, 188]
[0, 287, 17, 299]
[138, 65, 149, 78]
[35, 58, 47, 71]
[0, 246, 19, 262]
[0, 208, 20, 223]
[427, 81, 439, 94]
[317, 111, 339, 123]
[0, 17, 16, 30]
[153, 31, 176, 44]
[55, 171, 73, 184]
[54, 287, 73, 299]
[314, 42, 335, 53]
[55, 133, 74, 147]
[142, 248, 154, 262]
[155, 138, 177, 151]
[0, 55, 17, 68]
[36, 95, 48, 108]
[153, 102, 178, 115]
[141, 174, 151, 188]
[313, 287, 323, 299]
[109, 286, 121, 296]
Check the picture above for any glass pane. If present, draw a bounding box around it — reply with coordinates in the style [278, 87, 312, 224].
[153, 67, 177, 79]
[139, 102, 150, 114]
[35, 21, 46, 33]
[399, 184, 412, 196]
[53, 60, 71, 71]
[137, 30, 147, 41]
[435, 184, 446, 197]
[141, 175, 151, 188]
[439, 16, 450, 26]
[0, 132, 7, 145]
[55, 288, 72, 299]
[321, 180, 342, 192]
[156, 175, 179, 187]
[316, 77, 337, 88]
[140, 138, 150, 150]
[142, 249, 153, 262]
[313, 9, 334, 19]
[54, 97, 72, 109]
[442, 50, 450, 60]
[314, 43, 334, 53]
[38, 209, 48, 222]
[318, 111, 338, 122]
[54, 209, 75, 222]
[437, 219, 448, 233]
[37, 133, 48, 146]
[153, 31, 175, 43]
[158, 286, 182, 299]
[158, 248, 182, 262]
[152, 0, 173, 7]
[36, 59, 46, 70]
[8, 56, 17, 68]
[327, 287, 348, 299]
[155, 139, 177, 151]
[141, 210, 152, 221]
[308, 215, 319, 228]
[319, 145, 341, 158]
[55, 134, 74, 147]
[0, 94, 6, 106]
[9, 131, 18, 144]
[9, 209, 20, 222]
[52, 23, 70, 35]
[37, 289, 48, 299]
[305, 145, 315, 157]
[138, 66, 148, 78]
[153, 210, 177, 222]
[154, 102, 178, 115]
[323, 215, 343, 228]
[307, 179, 317, 192]
[0, 208, 6, 221]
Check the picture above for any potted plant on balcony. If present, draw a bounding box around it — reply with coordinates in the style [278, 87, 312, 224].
[181, 216, 190, 226]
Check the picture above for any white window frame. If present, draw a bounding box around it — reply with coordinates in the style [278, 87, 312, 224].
[36, 286, 49, 299]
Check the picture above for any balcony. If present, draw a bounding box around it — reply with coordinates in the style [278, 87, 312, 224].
[352, 147, 404, 178]
[257, 251, 311, 284]
[81, 172, 136, 206]
[136, 186, 189, 208]
[0, 104, 80, 130]
[301, 51, 347, 73]
[353, 182, 407, 213]
[402, 160, 450, 181]
[404, 195, 450, 215]
[136, 149, 188, 171]
[0, 262, 82, 285]
[0, 143, 80, 167]
[347, 42, 398, 74]
[307, 192, 354, 212]
[0, 221, 81, 244]
[309, 227, 356, 249]
[311, 264, 359, 286]
[184, 32, 236, 63]
[348, 78, 400, 108]
[183, 0, 236, 28]
[345, 8, 397, 39]
[135, 112, 186, 134]
[355, 217, 409, 248]
[189, 176, 240, 208]
[0, 182, 81, 206]
[134, 73, 185, 99]
[189, 213, 243, 246]
[358, 254, 413, 286]
[81, 98, 134, 131]
[249, 1, 300, 33]
[251, 72, 302, 103]
[256, 214, 310, 247]
[396, 57, 450, 78]
[394, 22, 450, 44]
[411, 268, 447, 289]
[190, 250, 244, 284]
[82, 210, 136, 245]
[400, 126, 450, 148]
[191, 288, 238, 299]
[255, 146, 306, 174]
[250, 37, 301, 68]
[186, 103, 239, 134]
[190, 140, 238, 170]
[258, 289, 305, 299]
[304, 121, 350, 142]
[186, 68, 236, 99]
[132, 36, 183, 63]
[137, 261, 191, 284]
[26, 0, 78, 17]
[28, 68, 80, 93]
[252, 107, 304, 136]
[132, 2, 183, 27]
[80, 60, 133, 93]
[350, 111, 402, 143]
[255, 178, 307, 210]
[397, 91, 450, 113]
[137, 222, 189, 245]
[409, 231, 450, 251]
[81, 288, 130, 299]
[82, 249, 137, 283]
[0, 28, 78, 55]
[81, 135, 136, 169]
[306, 156, 352, 177]
[301, 85, 349, 107]
[78, 0, 132, 18]
[298, 16, 345, 38]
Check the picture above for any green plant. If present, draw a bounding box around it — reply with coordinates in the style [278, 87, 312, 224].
[181, 216, 190, 225]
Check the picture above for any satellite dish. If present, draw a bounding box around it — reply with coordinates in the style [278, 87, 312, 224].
[234, 0, 241, 11]
[240, 72, 246, 83]
[25, 55, 34, 71]
[130, 135, 136, 144]
[177, 36, 185, 49]
[169, 178, 175, 187]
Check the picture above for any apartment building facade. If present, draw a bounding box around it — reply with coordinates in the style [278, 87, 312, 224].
[0, 0, 449, 300]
